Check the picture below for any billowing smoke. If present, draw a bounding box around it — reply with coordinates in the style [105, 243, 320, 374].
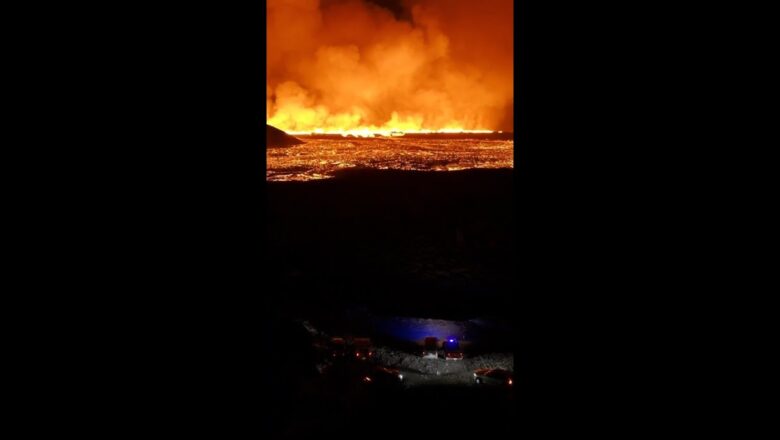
[267, 0, 513, 134]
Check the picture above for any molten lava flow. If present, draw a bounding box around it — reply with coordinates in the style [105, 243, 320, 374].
[267, 137, 513, 181]
[285, 127, 495, 138]
[270, 107, 497, 137]
[267, 0, 513, 136]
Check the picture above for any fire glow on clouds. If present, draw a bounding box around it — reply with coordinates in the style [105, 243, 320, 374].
[267, 0, 513, 136]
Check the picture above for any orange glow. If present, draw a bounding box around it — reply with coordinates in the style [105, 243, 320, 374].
[286, 128, 495, 138]
[267, 0, 513, 134]
[267, 137, 513, 181]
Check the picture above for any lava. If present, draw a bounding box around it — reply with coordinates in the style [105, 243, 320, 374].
[266, 136, 513, 181]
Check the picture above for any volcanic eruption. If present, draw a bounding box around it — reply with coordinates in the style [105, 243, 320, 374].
[267, 0, 513, 136]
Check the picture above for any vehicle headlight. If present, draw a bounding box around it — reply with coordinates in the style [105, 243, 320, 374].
[398, 374, 403, 380]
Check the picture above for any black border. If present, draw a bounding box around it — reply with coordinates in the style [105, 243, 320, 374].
[42, 0, 710, 436]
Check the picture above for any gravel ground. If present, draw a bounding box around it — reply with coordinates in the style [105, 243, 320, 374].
[304, 318, 513, 387]
[375, 346, 513, 374]
[375, 346, 513, 387]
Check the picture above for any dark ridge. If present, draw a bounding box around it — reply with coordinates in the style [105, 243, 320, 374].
[266, 124, 304, 148]
[265, 168, 515, 320]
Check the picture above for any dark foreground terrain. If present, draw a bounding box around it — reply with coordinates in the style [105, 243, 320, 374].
[264, 167, 517, 439]
[265, 167, 515, 319]
[263, 314, 516, 440]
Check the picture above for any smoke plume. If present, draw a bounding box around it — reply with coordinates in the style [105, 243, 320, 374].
[267, 0, 513, 133]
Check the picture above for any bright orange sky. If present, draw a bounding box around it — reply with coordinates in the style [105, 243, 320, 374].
[267, 0, 513, 134]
